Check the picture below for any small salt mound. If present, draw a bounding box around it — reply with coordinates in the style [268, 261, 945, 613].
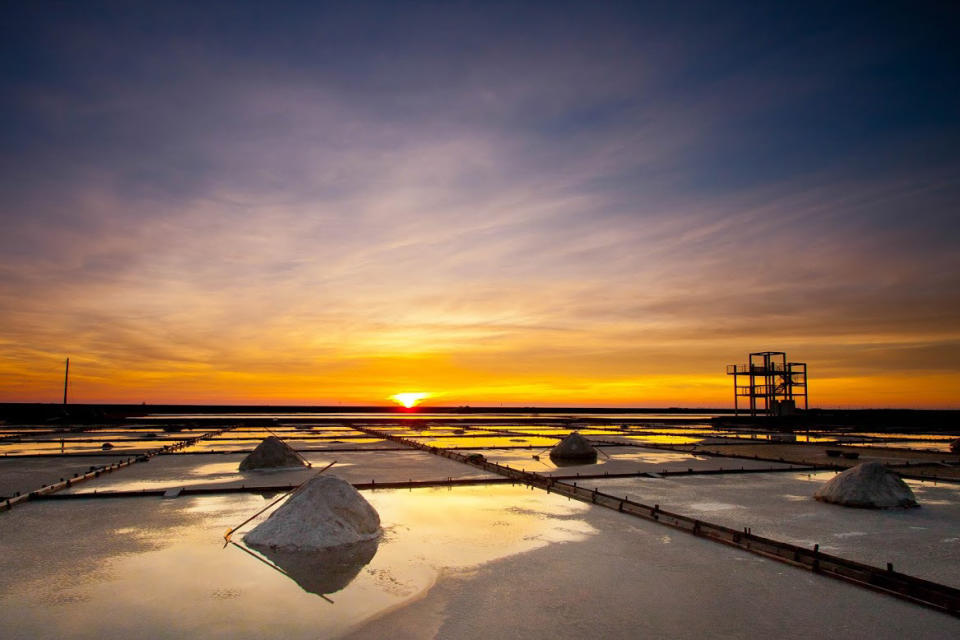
[239, 436, 307, 471]
[550, 431, 597, 462]
[951, 437, 959, 454]
[814, 462, 919, 509]
[244, 475, 381, 551]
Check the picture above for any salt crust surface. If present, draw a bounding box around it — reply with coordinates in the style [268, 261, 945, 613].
[244, 474, 381, 551]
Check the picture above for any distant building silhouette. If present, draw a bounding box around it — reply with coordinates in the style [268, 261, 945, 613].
[726, 351, 808, 417]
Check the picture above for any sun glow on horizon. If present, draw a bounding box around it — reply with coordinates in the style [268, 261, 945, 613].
[391, 392, 430, 408]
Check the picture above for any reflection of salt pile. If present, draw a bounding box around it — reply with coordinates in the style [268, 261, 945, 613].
[254, 539, 379, 596]
[244, 475, 381, 551]
[549, 431, 597, 463]
[239, 436, 307, 471]
[814, 462, 919, 509]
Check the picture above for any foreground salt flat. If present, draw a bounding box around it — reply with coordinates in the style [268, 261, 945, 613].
[0, 481, 957, 640]
[2, 423, 959, 639]
[346, 495, 960, 640]
[0, 486, 595, 639]
[582, 471, 960, 588]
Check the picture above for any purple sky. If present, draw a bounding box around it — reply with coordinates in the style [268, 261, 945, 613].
[1, 2, 959, 406]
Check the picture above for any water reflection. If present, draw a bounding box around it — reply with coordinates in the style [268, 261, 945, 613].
[550, 457, 600, 468]
[0, 485, 597, 638]
[623, 434, 703, 445]
[248, 539, 380, 597]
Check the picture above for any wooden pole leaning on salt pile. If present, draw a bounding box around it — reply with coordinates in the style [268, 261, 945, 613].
[223, 460, 336, 543]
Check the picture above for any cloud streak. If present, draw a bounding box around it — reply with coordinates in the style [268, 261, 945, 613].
[1, 2, 958, 406]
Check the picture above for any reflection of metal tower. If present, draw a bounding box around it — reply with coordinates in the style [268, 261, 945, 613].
[726, 351, 807, 416]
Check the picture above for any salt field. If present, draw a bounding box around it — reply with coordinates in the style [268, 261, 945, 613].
[1, 415, 959, 638]
[6, 1, 960, 637]
[0, 487, 596, 639]
[582, 472, 960, 588]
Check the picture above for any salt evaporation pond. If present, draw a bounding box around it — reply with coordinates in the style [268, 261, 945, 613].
[2, 419, 959, 638]
[345, 492, 959, 640]
[0, 486, 595, 639]
[471, 445, 800, 475]
[583, 471, 960, 588]
[59, 450, 499, 494]
[1, 482, 957, 639]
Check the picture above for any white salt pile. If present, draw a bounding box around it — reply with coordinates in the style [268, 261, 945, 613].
[238, 436, 307, 471]
[814, 462, 919, 509]
[550, 431, 598, 462]
[244, 475, 381, 551]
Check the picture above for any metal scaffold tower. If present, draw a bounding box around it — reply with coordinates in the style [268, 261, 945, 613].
[726, 351, 808, 417]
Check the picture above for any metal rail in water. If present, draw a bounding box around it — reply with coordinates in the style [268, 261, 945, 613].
[351, 425, 960, 618]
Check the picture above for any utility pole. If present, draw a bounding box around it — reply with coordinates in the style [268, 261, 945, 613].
[63, 358, 69, 405]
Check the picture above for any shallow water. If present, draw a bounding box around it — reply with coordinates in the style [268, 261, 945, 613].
[847, 440, 955, 453]
[0, 456, 123, 498]
[181, 437, 388, 453]
[0, 486, 595, 639]
[2, 420, 959, 639]
[344, 495, 960, 640]
[622, 434, 704, 445]
[0, 440, 155, 455]
[134, 412, 724, 421]
[470, 446, 798, 477]
[62, 450, 498, 494]
[407, 435, 561, 448]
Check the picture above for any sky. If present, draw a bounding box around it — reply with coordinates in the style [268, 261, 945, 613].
[1, 1, 958, 408]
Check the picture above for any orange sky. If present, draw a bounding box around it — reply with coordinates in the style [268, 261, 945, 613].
[2, 5, 959, 409]
[1, 187, 958, 408]
[4, 331, 960, 408]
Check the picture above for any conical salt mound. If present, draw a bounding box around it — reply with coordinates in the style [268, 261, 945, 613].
[550, 431, 598, 462]
[951, 438, 960, 454]
[239, 436, 307, 471]
[244, 475, 381, 551]
[814, 462, 919, 509]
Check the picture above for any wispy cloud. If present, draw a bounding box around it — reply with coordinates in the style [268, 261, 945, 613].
[1, 3, 958, 406]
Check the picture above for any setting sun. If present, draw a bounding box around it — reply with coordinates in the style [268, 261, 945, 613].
[390, 392, 429, 408]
